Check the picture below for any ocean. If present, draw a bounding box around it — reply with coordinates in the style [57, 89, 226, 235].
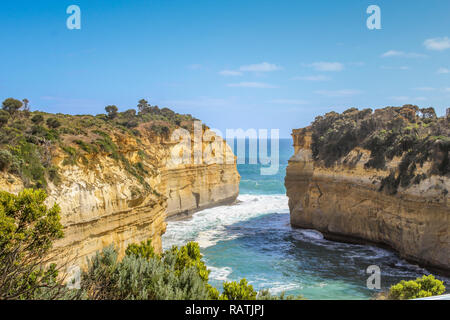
[162, 138, 449, 299]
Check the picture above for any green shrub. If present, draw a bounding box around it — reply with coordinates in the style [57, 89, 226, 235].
[0, 149, 13, 171]
[388, 275, 446, 300]
[74, 140, 99, 154]
[151, 124, 170, 137]
[0, 110, 9, 127]
[220, 279, 257, 300]
[31, 114, 44, 124]
[61, 145, 79, 166]
[68, 238, 306, 300]
[81, 243, 211, 300]
[125, 239, 156, 260]
[256, 289, 305, 300]
[11, 142, 47, 188]
[46, 118, 61, 129]
[0, 189, 65, 299]
[122, 119, 138, 128]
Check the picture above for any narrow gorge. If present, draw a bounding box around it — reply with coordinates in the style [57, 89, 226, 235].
[285, 106, 449, 275]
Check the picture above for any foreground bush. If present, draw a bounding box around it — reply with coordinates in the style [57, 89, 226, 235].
[0, 189, 68, 299]
[81, 240, 304, 300]
[81, 241, 212, 300]
[388, 275, 446, 300]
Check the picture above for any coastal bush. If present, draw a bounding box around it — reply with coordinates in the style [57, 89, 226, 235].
[0, 110, 9, 127]
[150, 124, 170, 137]
[388, 275, 446, 300]
[31, 114, 44, 124]
[125, 239, 156, 260]
[220, 279, 257, 300]
[46, 118, 61, 129]
[0, 149, 13, 171]
[81, 242, 211, 300]
[11, 142, 48, 189]
[61, 145, 79, 166]
[218, 278, 305, 300]
[256, 289, 305, 300]
[0, 189, 68, 300]
[78, 240, 303, 300]
[123, 109, 137, 118]
[310, 105, 449, 192]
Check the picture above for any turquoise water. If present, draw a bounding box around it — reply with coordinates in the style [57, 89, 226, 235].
[163, 139, 449, 299]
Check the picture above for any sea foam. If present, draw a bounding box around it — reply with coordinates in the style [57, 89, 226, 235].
[162, 194, 289, 250]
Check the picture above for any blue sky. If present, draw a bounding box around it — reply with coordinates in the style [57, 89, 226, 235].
[1, 0, 449, 137]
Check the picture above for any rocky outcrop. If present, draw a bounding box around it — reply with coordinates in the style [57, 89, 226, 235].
[0, 128, 239, 270]
[285, 121, 449, 274]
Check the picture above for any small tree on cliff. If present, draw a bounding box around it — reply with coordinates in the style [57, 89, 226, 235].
[2, 98, 23, 118]
[22, 98, 30, 118]
[137, 99, 149, 114]
[0, 189, 68, 300]
[105, 105, 118, 119]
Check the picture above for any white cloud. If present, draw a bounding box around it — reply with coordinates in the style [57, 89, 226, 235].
[269, 99, 308, 105]
[444, 88, 450, 92]
[381, 50, 403, 57]
[437, 67, 450, 74]
[219, 70, 243, 76]
[424, 37, 450, 51]
[381, 50, 426, 58]
[306, 62, 344, 72]
[292, 75, 331, 81]
[227, 82, 277, 88]
[239, 62, 282, 72]
[314, 89, 362, 97]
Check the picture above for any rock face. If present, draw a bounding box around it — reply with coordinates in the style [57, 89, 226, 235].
[163, 163, 240, 220]
[285, 122, 449, 275]
[0, 128, 239, 270]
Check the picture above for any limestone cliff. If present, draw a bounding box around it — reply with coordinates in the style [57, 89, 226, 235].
[0, 113, 239, 270]
[285, 106, 449, 274]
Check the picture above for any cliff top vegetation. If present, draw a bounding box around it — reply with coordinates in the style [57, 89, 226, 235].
[309, 105, 449, 194]
[0, 97, 197, 190]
